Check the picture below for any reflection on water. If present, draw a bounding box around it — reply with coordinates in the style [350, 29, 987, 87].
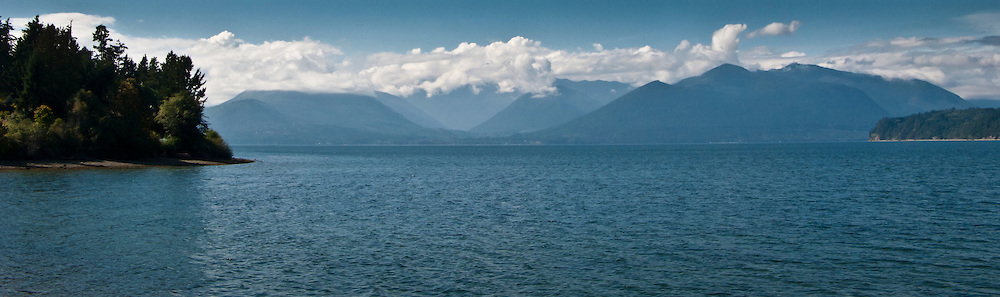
[2, 142, 1000, 295]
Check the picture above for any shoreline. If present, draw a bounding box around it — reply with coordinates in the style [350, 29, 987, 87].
[0, 157, 254, 171]
[869, 138, 1000, 142]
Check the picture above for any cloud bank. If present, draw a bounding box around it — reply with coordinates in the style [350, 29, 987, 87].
[8, 13, 1000, 104]
[742, 34, 1000, 100]
[119, 20, 748, 104]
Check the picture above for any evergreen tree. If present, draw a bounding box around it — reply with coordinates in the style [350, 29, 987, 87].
[0, 17, 16, 103]
[0, 17, 232, 160]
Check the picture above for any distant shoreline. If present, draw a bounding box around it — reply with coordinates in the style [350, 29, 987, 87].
[0, 158, 254, 171]
[869, 138, 1000, 142]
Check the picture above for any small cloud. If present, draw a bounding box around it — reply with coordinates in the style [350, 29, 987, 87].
[780, 51, 806, 58]
[593, 43, 604, 51]
[961, 12, 1000, 34]
[845, 58, 875, 66]
[710, 24, 747, 57]
[746, 21, 802, 38]
[890, 37, 928, 48]
[674, 40, 691, 52]
[205, 31, 240, 46]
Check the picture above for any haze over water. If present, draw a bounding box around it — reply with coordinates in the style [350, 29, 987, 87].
[2, 142, 999, 295]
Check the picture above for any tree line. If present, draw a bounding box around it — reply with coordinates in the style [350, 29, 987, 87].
[0, 16, 231, 159]
[870, 108, 1000, 140]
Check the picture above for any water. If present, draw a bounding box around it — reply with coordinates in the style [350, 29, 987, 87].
[2, 142, 999, 296]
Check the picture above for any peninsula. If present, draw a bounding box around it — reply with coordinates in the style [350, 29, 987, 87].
[869, 108, 1000, 141]
[0, 17, 244, 165]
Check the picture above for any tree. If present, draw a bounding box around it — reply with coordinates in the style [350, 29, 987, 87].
[158, 52, 206, 102]
[12, 17, 89, 118]
[0, 17, 16, 102]
[0, 18, 230, 160]
[155, 92, 204, 152]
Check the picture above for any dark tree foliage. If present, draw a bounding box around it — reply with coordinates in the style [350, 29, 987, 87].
[0, 16, 231, 159]
[870, 108, 1000, 140]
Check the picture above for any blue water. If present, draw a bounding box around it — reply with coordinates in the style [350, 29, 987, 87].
[2, 142, 999, 296]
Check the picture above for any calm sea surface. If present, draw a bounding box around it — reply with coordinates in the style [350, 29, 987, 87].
[2, 143, 999, 296]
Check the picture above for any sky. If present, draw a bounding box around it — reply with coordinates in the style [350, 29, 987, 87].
[3, 0, 1000, 105]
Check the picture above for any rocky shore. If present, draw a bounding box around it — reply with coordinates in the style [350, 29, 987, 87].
[0, 158, 253, 171]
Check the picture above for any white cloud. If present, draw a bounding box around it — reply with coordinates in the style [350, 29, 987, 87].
[10, 13, 117, 49]
[357, 24, 747, 100]
[743, 34, 1000, 100]
[710, 24, 747, 56]
[360, 37, 557, 97]
[180, 32, 360, 105]
[746, 21, 802, 38]
[780, 51, 806, 58]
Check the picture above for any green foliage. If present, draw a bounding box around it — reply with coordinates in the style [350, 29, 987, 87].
[0, 16, 230, 160]
[204, 129, 233, 159]
[870, 108, 1000, 140]
[155, 92, 205, 153]
[33, 105, 53, 127]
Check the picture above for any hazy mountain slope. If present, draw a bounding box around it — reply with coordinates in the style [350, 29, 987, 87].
[204, 98, 348, 144]
[399, 85, 520, 131]
[373, 92, 446, 129]
[524, 64, 894, 143]
[470, 87, 599, 135]
[227, 91, 424, 133]
[206, 91, 461, 144]
[968, 99, 1000, 108]
[553, 79, 634, 105]
[766, 63, 972, 116]
[207, 64, 971, 144]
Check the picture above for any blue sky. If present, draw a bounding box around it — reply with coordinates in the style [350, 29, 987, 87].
[4, 0, 1000, 104]
[7, 0, 997, 53]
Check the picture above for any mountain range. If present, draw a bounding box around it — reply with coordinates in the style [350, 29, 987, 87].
[521, 63, 971, 143]
[205, 64, 975, 145]
[204, 91, 461, 144]
[470, 80, 633, 135]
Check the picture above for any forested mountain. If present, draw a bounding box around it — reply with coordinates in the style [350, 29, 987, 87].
[0, 17, 231, 159]
[205, 91, 464, 144]
[870, 108, 1000, 140]
[522, 64, 970, 143]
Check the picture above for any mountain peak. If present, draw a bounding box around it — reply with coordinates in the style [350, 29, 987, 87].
[645, 80, 669, 87]
[711, 63, 750, 72]
[698, 63, 752, 80]
[780, 62, 821, 71]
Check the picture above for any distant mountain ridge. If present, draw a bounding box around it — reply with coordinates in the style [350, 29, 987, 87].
[768, 63, 972, 116]
[206, 64, 973, 145]
[205, 91, 461, 144]
[397, 85, 520, 131]
[521, 63, 971, 143]
[470, 80, 633, 135]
